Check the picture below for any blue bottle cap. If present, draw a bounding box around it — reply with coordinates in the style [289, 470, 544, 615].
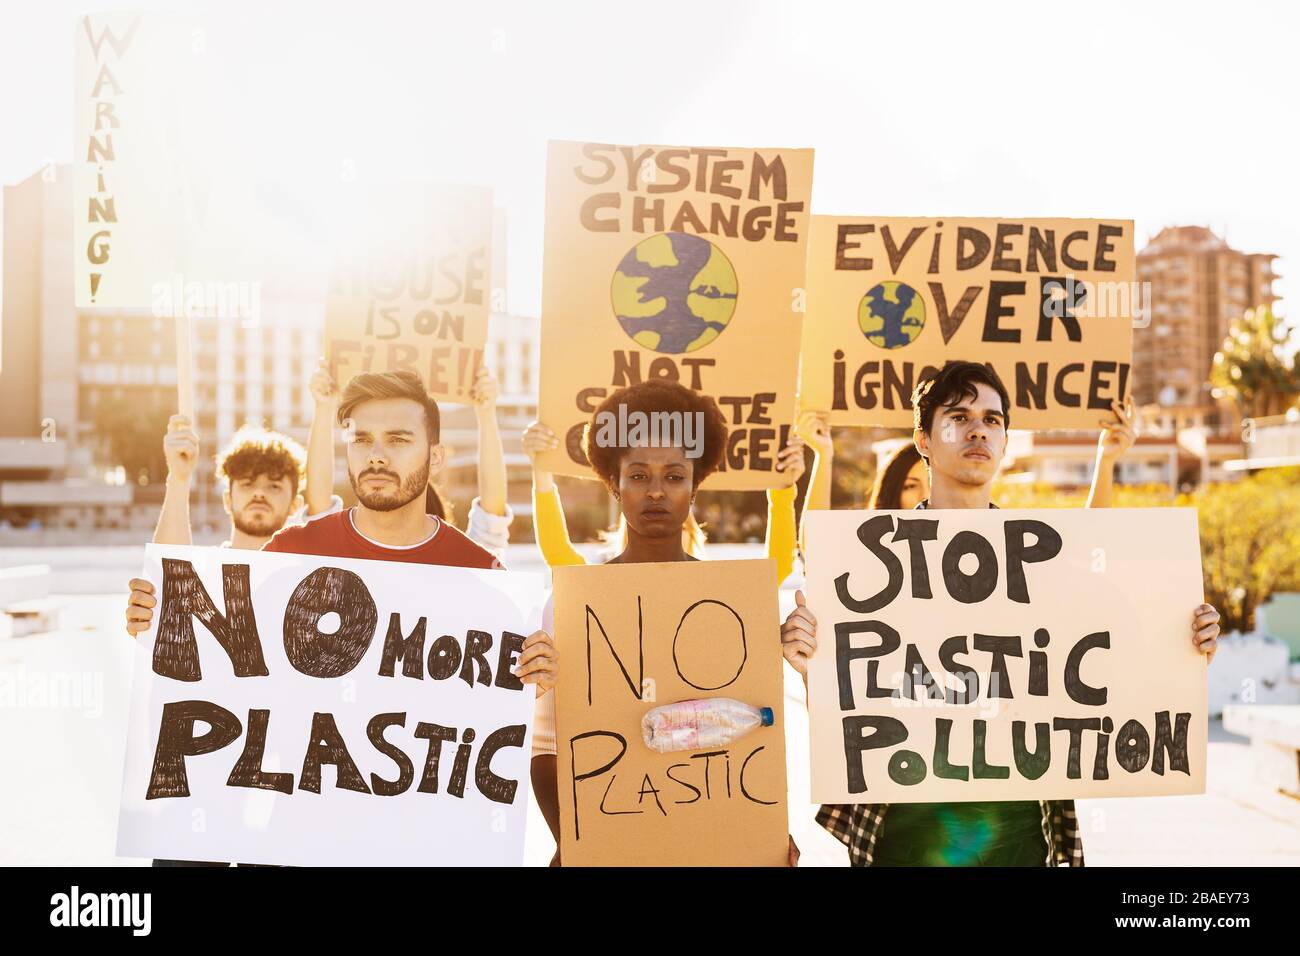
[759, 706, 774, 727]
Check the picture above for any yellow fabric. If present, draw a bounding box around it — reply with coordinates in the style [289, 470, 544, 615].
[765, 483, 799, 586]
[532, 483, 800, 584]
[532, 485, 586, 567]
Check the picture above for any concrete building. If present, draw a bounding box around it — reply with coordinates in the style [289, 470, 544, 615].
[1133, 225, 1278, 420]
[2, 166, 154, 539]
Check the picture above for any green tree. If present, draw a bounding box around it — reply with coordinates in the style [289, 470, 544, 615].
[1210, 306, 1300, 419]
[90, 390, 172, 485]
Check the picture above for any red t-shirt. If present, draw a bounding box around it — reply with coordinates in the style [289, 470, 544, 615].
[262, 509, 502, 569]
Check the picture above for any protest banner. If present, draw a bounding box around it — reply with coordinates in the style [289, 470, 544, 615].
[75, 13, 210, 309]
[803, 508, 1206, 803]
[538, 141, 814, 489]
[117, 545, 546, 866]
[324, 184, 493, 403]
[553, 559, 788, 865]
[800, 217, 1137, 429]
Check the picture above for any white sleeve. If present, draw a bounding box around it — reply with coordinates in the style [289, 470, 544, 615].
[531, 689, 557, 758]
[289, 494, 344, 527]
[467, 497, 513, 556]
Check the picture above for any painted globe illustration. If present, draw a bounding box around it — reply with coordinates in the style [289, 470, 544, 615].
[610, 232, 738, 354]
[858, 281, 925, 349]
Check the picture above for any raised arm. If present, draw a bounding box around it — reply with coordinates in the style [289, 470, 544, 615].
[153, 415, 198, 545]
[1086, 397, 1136, 509]
[794, 410, 833, 552]
[472, 365, 508, 518]
[523, 421, 585, 567]
[765, 433, 806, 585]
[306, 360, 340, 516]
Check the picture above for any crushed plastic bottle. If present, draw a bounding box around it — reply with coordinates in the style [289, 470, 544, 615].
[641, 698, 775, 754]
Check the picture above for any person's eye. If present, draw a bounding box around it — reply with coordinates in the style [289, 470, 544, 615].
[951, 414, 965, 423]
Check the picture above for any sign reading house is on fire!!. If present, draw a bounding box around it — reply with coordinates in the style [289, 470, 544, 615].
[538, 142, 814, 490]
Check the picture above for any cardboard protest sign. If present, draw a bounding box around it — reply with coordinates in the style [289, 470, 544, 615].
[553, 560, 787, 865]
[804, 508, 1206, 803]
[800, 217, 1137, 429]
[538, 141, 813, 490]
[75, 13, 210, 308]
[325, 184, 493, 402]
[117, 545, 546, 866]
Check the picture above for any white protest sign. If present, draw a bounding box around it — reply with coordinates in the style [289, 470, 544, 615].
[804, 508, 1207, 803]
[117, 545, 547, 866]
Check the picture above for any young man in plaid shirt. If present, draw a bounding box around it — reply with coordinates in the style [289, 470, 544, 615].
[781, 362, 1222, 867]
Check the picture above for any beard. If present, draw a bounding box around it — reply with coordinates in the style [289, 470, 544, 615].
[232, 504, 286, 537]
[350, 461, 430, 512]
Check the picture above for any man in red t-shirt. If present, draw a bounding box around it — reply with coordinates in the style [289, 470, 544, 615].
[123, 370, 558, 858]
[127, 368, 554, 674]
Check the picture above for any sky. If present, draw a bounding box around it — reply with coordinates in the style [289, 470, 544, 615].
[2, 0, 1296, 325]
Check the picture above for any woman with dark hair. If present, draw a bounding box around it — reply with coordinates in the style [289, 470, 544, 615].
[529, 379, 800, 865]
[868, 441, 929, 510]
[523, 405, 804, 577]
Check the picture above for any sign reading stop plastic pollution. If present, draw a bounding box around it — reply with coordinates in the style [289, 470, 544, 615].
[325, 184, 493, 403]
[117, 545, 546, 866]
[800, 217, 1137, 430]
[803, 508, 1207, 804]
[538, 141, 814, 490]
[552, 560, 788, 865]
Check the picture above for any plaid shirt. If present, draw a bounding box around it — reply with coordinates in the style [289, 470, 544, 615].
[814, 497, 1085, 867]
[815, 800, 1084, 867]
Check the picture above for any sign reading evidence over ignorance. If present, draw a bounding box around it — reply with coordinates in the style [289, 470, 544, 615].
[539, 141, 813, 490]
[804, 509, 1206, 803]
[800, 217, 1137, 430]
[117, 546, 546, 866]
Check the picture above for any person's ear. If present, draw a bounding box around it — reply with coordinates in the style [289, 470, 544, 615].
[222, 489, 233, 516]
[427, 441, 446, 478]
[913, 427, 929, 459]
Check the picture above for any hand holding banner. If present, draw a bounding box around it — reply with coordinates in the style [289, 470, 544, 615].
[803, 508, 1206, 804]
[117, 545, 546, 866]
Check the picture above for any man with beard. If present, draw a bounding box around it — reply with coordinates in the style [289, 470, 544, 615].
[151, 417, 319, 549]
[142, 420, 312, 866]
[124, 370, 558, 864]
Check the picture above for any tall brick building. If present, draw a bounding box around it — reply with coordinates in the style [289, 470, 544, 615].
[1133, 226, 1278, 427]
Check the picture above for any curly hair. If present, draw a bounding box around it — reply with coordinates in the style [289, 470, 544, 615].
[584, 381, 728, 492]
[215, 427, 306, 495]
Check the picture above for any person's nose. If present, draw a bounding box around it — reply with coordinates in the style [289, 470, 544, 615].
[646, 478, 667, 501]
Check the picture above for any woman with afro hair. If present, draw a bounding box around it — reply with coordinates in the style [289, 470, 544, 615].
[523, 394, 804, 573]
[528, 379, 802, 865]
